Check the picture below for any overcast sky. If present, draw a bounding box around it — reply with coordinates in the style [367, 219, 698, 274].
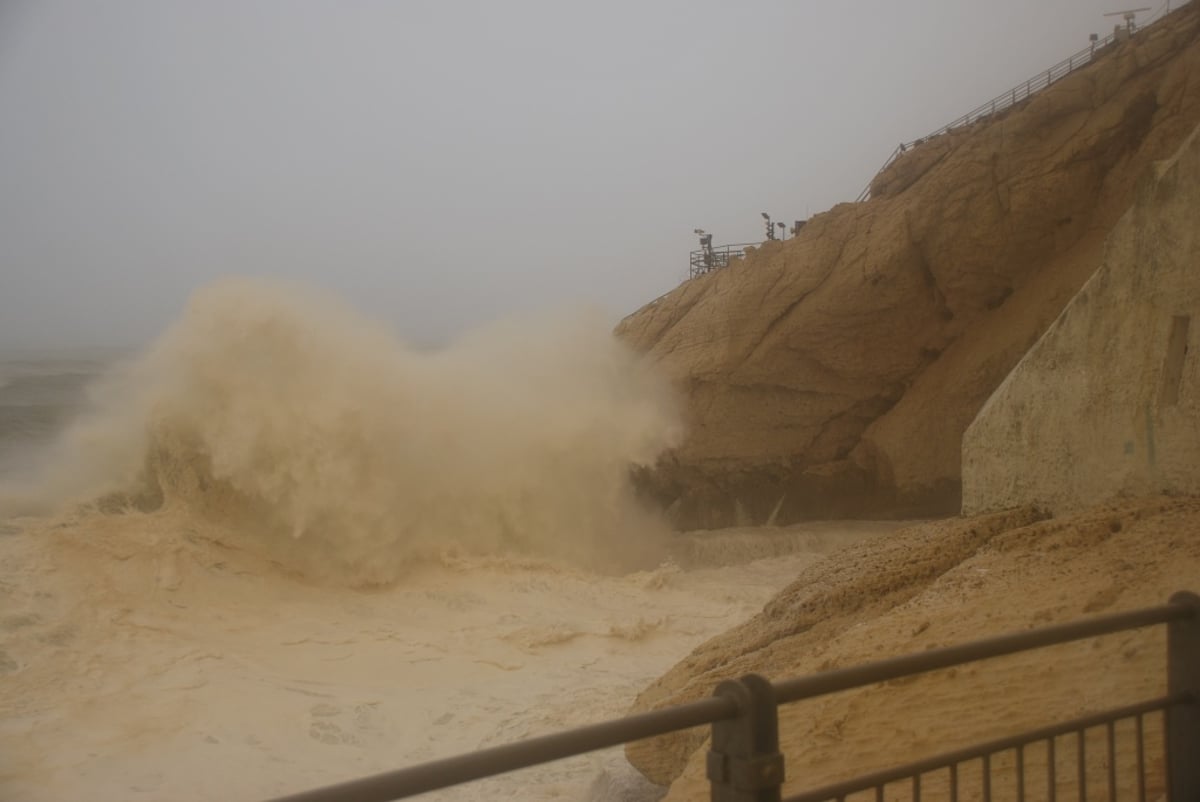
[0, 0, 1167, 349]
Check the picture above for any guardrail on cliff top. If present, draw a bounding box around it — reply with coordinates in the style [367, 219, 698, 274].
[854, 32, 1120, 203]
[690, 242, 762, 279]
[854, 0, 1200, 204]
[269, 591, 1200, 802]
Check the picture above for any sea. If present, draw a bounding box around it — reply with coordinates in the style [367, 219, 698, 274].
[0, 347, 125, 481]
[0, 281, 899, 801]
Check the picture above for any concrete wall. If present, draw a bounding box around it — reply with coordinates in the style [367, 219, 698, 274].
[962, 123, 1200, 514]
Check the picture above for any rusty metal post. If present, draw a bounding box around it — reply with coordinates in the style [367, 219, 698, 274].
[1167, 591, 1200, 802]
[707, 674, 785, 802]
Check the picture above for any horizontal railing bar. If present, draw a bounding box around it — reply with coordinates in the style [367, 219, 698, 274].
[268, 695, 737, 802]
[782, 693, 1191, 802]
[690, 242, 761, 250]
[775, 602, 1190, 704]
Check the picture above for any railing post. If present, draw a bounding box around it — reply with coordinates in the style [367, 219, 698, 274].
[707, 674, 785, 802]
[1167, 591, 1200, 802]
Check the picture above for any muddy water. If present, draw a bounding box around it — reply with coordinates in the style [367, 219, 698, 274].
[0, 518, 902, 801]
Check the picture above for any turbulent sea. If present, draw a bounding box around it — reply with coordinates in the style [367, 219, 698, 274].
[0, 348, 124, 481]
[0, 280, 897, 801]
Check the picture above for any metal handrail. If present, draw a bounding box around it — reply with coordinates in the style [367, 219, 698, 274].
[783, 694, 1189, 802]
[854, 35, 1115, 203]
[854, 1, 1190, 202]
[268, 593, 1199, 802]
[775, 601, 1186, 703]
[266, 696, 737, 802]
[689, 241, 763, 279]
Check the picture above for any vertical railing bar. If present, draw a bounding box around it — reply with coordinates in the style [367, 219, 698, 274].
[983, 753, 992, 802]
[1162, 703, 1169, 800]
[1106, 720, 1116, 802]
[1136, 713, 1146, 802]
[706, 674, 783, 802]
[1049, 736, 1057, 802]
[1166, 592, 1200, 802]
[913, 772, 921, 802]
[950, 763, 958, 802]
[876, 783, 884, 802]
[1077, 728, 1087, 802]
[1016, 744, 1025, 802]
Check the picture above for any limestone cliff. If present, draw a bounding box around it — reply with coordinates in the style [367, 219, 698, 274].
[617, 3, 1200, 528]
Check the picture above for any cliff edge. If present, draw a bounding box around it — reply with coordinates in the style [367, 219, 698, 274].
[617, 4, 1200, 529]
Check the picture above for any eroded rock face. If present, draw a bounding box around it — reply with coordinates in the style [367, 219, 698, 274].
[625, 497, 1200, 797]
[617, 4, 1200, 529]
[624, 507, 1046, 786]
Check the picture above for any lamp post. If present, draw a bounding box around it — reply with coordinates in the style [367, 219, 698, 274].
[694, 228, 714, 271]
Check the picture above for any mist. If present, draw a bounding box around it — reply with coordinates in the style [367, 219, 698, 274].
[0, 0, 1138, 350]
[0, 277, 683, 583]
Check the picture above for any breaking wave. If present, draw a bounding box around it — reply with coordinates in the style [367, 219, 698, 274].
[0, 278, 683, 584]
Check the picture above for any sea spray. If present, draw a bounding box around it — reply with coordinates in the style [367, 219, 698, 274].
[0, 278, 683, 583]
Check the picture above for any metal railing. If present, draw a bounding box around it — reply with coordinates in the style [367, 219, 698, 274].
[854, 1, 1193, 203]
[854, 35, 1115, 203]
[269, 591, 1200, 802]
[690, 242, 762, 279]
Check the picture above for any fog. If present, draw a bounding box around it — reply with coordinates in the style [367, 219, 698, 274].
[0, 0, 1145, 349]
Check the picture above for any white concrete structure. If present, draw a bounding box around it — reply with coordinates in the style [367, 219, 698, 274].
[963, 124, 1200, 514]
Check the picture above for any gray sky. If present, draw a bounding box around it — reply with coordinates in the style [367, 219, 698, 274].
[0, 0, 1156, 349]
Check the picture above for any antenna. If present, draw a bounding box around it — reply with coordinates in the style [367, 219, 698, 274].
[1103, 7, 1152, 33]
